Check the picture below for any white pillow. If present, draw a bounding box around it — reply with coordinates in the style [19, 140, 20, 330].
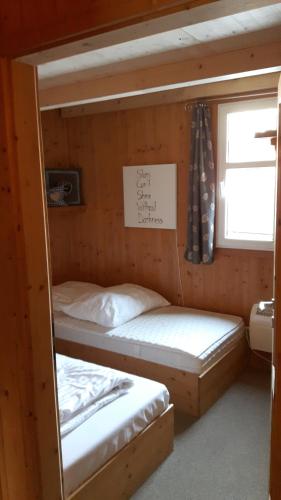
[59, 283, 170, 327]
[52, 281, 103, 312]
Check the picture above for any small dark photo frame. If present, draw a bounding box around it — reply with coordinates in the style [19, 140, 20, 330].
[45, 168, 82, 207]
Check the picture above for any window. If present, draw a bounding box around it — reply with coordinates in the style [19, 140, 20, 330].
[217, 97, 277, 251]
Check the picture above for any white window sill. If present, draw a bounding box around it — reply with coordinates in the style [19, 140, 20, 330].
[216, 240, 274, 251]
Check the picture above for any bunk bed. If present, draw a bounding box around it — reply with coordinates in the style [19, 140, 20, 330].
[57, 354, 173, 499]
[54, 282, 248, 417]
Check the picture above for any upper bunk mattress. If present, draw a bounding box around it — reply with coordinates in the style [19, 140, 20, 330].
[62, 369, 169, 496]
[54, 305, 244, 375]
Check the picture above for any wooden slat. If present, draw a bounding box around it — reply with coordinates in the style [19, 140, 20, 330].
[199, 338, 249, 414]
[0, 0, 222, 59]
[69, 405, 174, 500]
[61, 73, 279, 117]
[0, 58, 62, 500]
[39, 41, 281, 109]
[38, 22, 281, 100]
[255, 130, 277, 138]
[270, 74, 281, 500]
[42, 99, 274, 322]
[11, 61, 63, 500]
[2, 0, 279, 60]
[55, 336, 248, 417]
[55, 338, 199, 415]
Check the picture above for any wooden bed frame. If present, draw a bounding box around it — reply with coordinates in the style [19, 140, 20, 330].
[67, 404, 174, 500]
[56, 336, 249, 417]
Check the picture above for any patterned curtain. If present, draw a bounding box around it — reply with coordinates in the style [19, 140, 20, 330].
[184, 103, 215, 264]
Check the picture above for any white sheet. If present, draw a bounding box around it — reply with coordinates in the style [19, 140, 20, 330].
[56, 354, 133, 437]
[61, 371, 169, 496]
[54, 306, 244, 374]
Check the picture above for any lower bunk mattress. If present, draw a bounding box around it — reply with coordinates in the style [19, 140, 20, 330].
[54, 305, 244, 375]
[60, 360, 169, 497]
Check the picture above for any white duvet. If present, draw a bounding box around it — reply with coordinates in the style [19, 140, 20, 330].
[56, 354, 133, 437]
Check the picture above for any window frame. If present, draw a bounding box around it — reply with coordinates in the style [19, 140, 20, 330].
[217, 97, 277, 252]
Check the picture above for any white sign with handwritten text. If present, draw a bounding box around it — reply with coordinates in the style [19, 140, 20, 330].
[123, 164, 177, 229]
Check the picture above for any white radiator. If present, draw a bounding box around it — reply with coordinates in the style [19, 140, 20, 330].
[249, 303, 273, 353]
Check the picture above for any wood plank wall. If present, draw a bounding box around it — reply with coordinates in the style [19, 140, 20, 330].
[42, 102, 274, 322]
[0, 59, 62, 500]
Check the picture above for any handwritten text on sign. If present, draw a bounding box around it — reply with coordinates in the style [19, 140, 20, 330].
[123, 164, 177, 229]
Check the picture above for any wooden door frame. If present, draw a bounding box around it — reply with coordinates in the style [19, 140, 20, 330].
[270, 75, 281, 500]
[1, 3, 280, 498]
[0, 59, 63, 499]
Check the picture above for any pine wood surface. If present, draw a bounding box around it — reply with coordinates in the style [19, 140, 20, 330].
[0, 59, 62, 500]
[270, 74, 281, 500]
[0, 0, 220, 58]
[42, 103, 274, 322]
[68, 405, 174, 500]
[40, 40, 281, 109]
[61, 74, 279, 117]
[55, 336, 248, 417]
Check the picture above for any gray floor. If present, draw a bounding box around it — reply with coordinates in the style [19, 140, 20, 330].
[133, 369, 271, 500]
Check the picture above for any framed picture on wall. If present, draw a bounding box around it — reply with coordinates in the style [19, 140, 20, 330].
[45, 168, 82, 207]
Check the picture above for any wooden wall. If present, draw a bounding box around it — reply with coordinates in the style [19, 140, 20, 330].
[42, 102, 274, 322]
[0, 60, 62, 500]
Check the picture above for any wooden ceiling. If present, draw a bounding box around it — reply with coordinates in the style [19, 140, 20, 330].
[38, 4, 281, 90]
[1, 0, 218, 57]
[13, 0, 281, 110]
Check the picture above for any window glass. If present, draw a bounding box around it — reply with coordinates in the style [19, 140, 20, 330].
[225, 167, 276, 242]
[227, 107, 277, 163]
[217, 97, 277, 251]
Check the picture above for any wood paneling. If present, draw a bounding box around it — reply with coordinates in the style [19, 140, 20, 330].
[39, 40, 281, 109]
[270, 74, 281, 500]
[56, 336, 248, 417]
[199, 338, 249, 415]
[42, 102, 274, 322]
[17, 1, 280, 65]
[69, 405, 174, 500]
[0, 0, 225, 59]
[0, 60, 62, 499]
[61, 73, 279, 117]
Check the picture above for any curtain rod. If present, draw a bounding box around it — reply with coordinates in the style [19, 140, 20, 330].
[184, 88, 277, 110]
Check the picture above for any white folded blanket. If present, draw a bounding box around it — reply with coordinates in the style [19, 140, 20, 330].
[56, 354, 133, 437]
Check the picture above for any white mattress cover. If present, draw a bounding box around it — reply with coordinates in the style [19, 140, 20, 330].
[62, 371, 169, 496]
[54, 306, 244, 375]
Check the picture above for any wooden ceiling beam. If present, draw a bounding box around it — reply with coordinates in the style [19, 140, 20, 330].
[59, 73, 279, 117]
[0, 0, 222, 59]
[39, 41, 281, 110]
[1, 0, 280, 61]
